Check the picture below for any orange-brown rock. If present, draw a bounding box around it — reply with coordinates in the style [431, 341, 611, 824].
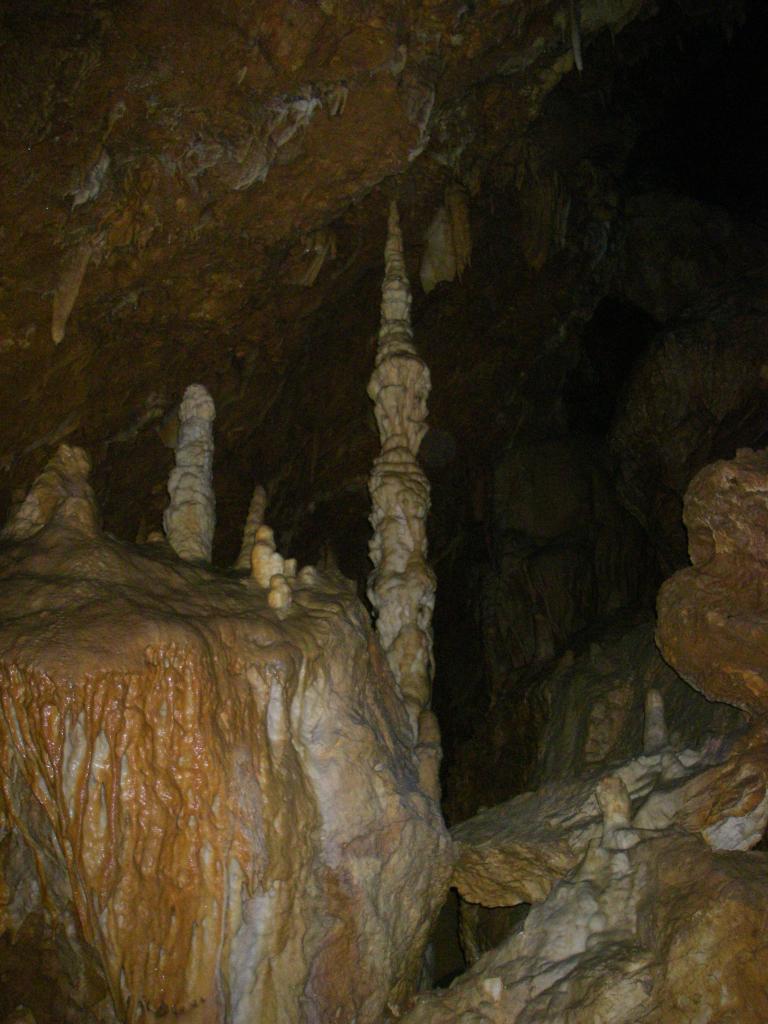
[0, 446, 452, 1023]
[657, 447, 768, 715]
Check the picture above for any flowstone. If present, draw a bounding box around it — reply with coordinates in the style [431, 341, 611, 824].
[0, 445, 451, 1022]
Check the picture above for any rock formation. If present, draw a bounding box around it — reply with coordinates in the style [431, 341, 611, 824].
[235, 483, 267, 571]
[368, 203, 436, 745]
[406, 826, 768, 1023]
[401, 447, 768, 1021]
[163, 384, 216, 564]
[419, 184, 472, 294]
[0, 437, 452, 1023]
[451, 694, 768, 912]
[657, 447, 768, 715]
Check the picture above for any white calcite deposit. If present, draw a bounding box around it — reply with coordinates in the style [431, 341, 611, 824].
[163, 383, 216, 563]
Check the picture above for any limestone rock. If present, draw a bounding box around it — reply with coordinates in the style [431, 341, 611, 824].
[404, 831, 768, 1023]
[235, 483, 267, 570]
[451, 717, 768, 909]
[534, 621, 742, 785]
[657, 447, 768, 715]
[368, 203, 436, 740]
[610, 300, 768, 571]
[163, 384, 216, 564]
[0, 447, 452, 1023]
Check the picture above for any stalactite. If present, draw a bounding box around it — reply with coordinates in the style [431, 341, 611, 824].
[162, 384, 216, 563]
[445, 183, 472, 278]
[51, 242, 92, 344]
[368, 201, 436, 729]
[420, 183, 472, 293]
[236, 482, 267, 569]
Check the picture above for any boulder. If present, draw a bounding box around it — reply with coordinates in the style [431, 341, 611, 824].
[657, 447, 768, 715]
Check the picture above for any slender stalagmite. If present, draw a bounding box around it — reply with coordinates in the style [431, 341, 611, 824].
[236, 482, 267, 569]
[163, 383, 216, 562]
[368, 201, 436, 731]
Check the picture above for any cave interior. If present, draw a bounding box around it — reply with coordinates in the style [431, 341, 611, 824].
[2, 0, 768, 1021]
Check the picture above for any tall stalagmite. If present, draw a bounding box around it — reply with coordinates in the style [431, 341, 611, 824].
[368, 202, 436, 734]
[163, 384, 216, 563]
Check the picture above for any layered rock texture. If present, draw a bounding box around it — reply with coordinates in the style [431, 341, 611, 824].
[0, 445, 452, 1022]
[407, 828, 768, 1023]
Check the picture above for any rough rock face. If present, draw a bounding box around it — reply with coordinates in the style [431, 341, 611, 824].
[533, 620, 742, 785]
[451, 713, 768, 912]
[410, 445, 768, 1022]
[617, 192, 767, 324]
[657, 446, 768, 715]
[405, 829, 768, 1023]
[610, 276, 768, 571]
[0, 446, 452, 1022]
[410, 697, 768, 1021]
[442, 437, 654, 820]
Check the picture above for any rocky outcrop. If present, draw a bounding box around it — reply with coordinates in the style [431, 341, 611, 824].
[0, 445, 452, 1023]
[452, 707, 768, 911]
[657, 447, 768, 715]
[443, 438, 654, 820]
[610, 277, 768, 571]
[533, 620, 742, 785]
[405, 828, 768, 1023]
[418, 446, 768, 1021]
[617, 192, 767, 324]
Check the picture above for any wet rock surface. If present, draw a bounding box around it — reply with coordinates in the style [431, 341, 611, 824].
[0, 446, 451, 1023]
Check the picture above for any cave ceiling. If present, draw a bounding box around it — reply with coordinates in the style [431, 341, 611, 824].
[0, 0, 758, 569]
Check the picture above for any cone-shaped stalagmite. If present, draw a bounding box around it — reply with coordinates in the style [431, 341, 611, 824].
[368, 202, 436, 730]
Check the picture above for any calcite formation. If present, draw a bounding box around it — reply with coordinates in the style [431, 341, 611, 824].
[657, 447, 768, 714]
[427, 446, 768, 1022]
[405, 824, 768, 1023]
[51, 241, 93, 345]
[451, 691, 768, 910]
[368, 203, 437, 759]
[234, 483, 267, 570]
[419, 184, 472, 294]
[0, 442, 452, 1022]
[163, 384, 216, 564]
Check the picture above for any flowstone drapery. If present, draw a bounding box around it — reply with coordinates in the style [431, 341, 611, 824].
[0, 437, 452, 1023]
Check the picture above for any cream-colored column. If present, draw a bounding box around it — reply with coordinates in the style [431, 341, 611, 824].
[368, 201, 436, 732]
[163, 384, 216, 562]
